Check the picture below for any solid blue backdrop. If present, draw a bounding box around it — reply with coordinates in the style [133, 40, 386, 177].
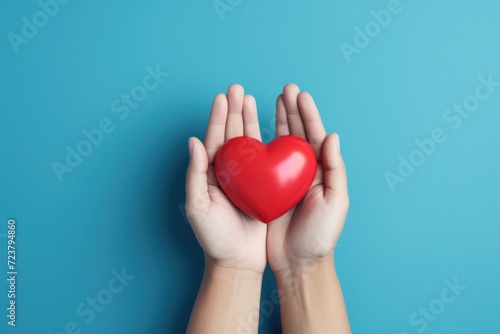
[1, 0, 499, 333]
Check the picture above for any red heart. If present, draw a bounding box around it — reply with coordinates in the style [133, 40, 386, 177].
[214, 135, 317, 223]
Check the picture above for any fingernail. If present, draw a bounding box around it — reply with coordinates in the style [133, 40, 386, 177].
[335, 134, 341, 152]
[188, 138, 194, 157]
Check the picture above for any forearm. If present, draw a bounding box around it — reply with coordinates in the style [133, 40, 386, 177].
[187, 257, 263, 334]
[275, 255, 351, 334]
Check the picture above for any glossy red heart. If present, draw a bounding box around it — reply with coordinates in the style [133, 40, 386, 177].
[214, 135, 317, 223]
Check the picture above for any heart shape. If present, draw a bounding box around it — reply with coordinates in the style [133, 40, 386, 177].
[214, 135, 317, 223]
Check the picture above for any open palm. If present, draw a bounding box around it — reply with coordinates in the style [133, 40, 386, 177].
[266, 84, 349, 273]
[185, 84, 267, 273]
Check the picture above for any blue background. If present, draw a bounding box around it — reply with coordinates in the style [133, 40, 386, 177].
[1, 0, 500, 333]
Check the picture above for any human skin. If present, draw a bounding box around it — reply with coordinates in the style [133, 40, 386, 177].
[266, 84, 351, 334]
[185, 83, 350, 334]
[186, 84, 266, 334]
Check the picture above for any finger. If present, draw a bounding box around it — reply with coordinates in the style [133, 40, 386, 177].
[276, 94, 290, 136]
[186, 137, 211, 217]
[297, 92, 327, 158]
[322, 134, 348, 208]
[225, 84, 245, 140]
[242, 95, 262, 141]
[204, 93, 228, 164]
[283, 83, 306, 138]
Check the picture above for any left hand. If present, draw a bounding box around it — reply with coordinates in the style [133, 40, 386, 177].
[185, 84, 267, 274]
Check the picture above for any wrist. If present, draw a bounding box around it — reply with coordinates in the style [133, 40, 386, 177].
[188, 256, 264, 334]
[273, 254, 350, 334]
[205, 256, 264, 282]
[274, 255, 336, 288]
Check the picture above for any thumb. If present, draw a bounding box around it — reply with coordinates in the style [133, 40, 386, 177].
[185, 137, 210, 217]
[322, 133, 349, 207]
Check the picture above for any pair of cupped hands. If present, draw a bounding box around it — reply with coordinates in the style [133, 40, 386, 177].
[185, 83, 349, 277]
